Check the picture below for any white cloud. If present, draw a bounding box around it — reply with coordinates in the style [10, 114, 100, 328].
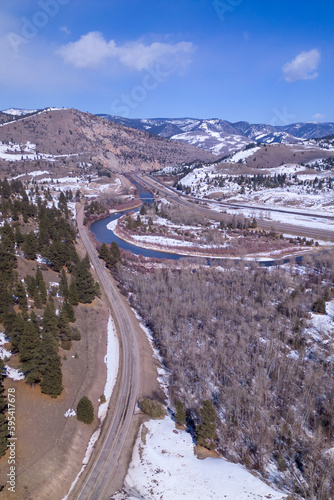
[313, 113, 325, 121]
[57, 32, 117, 69]
[57, 32, 194, 71]
[117, 41, 193, 71]
[60, 26, 71, 35]
[282, 49, 321, 83]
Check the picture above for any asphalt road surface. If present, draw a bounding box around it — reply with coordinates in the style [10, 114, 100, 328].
[69, 206, 140, 500]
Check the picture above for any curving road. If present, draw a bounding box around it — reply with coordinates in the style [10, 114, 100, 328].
[137, 174, 334, 242]
[68, 206, 140, 500]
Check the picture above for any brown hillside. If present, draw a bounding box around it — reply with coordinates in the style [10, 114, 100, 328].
[0, 108, 215, 172]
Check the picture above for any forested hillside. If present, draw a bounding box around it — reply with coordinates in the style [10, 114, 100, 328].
[0, 178, 99, 456]
[118, 255, 334, 499]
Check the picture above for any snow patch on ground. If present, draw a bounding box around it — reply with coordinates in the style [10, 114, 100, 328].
[227, 146, 261, 163]
[82, 429, 101, 465]
[0, 333, 24, 378]
[131, 234, 206, 248]
[98, 315, 119, 421]
[5, 366, 25, 381]
[64, 409, 76, 418]
[306, 300, 334, 338]
[107, 219, 118, 232]
[0, 333, 11, 360]
[113, 417, 286, 500]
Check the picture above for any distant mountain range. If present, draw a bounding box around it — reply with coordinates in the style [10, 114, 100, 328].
[98, 114, 334, 156]
[2, 108, 334, 162]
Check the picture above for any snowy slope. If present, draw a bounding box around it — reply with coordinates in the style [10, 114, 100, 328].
[2, 108, 38, 116]
[113, 417, 287, 500]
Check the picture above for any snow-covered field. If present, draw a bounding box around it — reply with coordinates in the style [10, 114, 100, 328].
[178, 161, 334, 218]
[223, 206, 334, 232]
[113, 417, 286, 500]
[0, 141, 63, 162]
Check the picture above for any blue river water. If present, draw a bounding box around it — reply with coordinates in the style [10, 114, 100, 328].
[90, 178, 182, 260]
[90, 178, 302, 266]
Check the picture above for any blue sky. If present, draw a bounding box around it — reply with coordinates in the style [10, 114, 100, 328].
[0, 0, 333, 123]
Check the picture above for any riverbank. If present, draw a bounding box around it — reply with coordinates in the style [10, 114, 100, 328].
[110, 216, 318, 263]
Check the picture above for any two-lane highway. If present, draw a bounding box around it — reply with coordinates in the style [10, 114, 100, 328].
[69, 206, 140, 500]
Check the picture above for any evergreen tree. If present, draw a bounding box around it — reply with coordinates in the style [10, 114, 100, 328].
[22, 231, 37, 260]
[39, 331, 63, 398]
[312, 297, 326, 314]
[196, 400, 218, 450]
[62, 299, 75, 323]
[174, 401, 187, 427]
[77, 396, 94, 424]
[110, 242, 122, 267]
[0, 242, 17, 283]
[1, 222, 15, 252]
[42, 297, 59, 339]
[19, 313, 41, 384]
[14, 227, 24, 247]
[59, 269, 69, 298]
[58, 191, 68, 213]
[98, 243, 109, 263]
[57, 308, 73, 350]
[7, 312, 25, 353]
[75, 258, 96, 303]
[37, 215, 50, 252]
[35, 267, 47, 305]
[140, 204, 147, 215]
[15, 281, 27, 311]
[19, 314, 40, 362]
[68, 278, 79, 306]
[25, 275, 36, 298]
[0, 240, 17, 320]
[47, 240, 69, 272]
[95, 281, 101, 298]
[34, 286, 42, 309]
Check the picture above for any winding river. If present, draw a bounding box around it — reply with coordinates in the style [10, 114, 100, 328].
[90, 178, 182, 260]
[90, 178, 303, 266]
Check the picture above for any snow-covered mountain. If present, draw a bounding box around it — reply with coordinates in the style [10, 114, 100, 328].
[98, 114, 334, 156]
[97, 116, 254, 156]
[278, 122, 334, 139]
[2, 108, 38, 117]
